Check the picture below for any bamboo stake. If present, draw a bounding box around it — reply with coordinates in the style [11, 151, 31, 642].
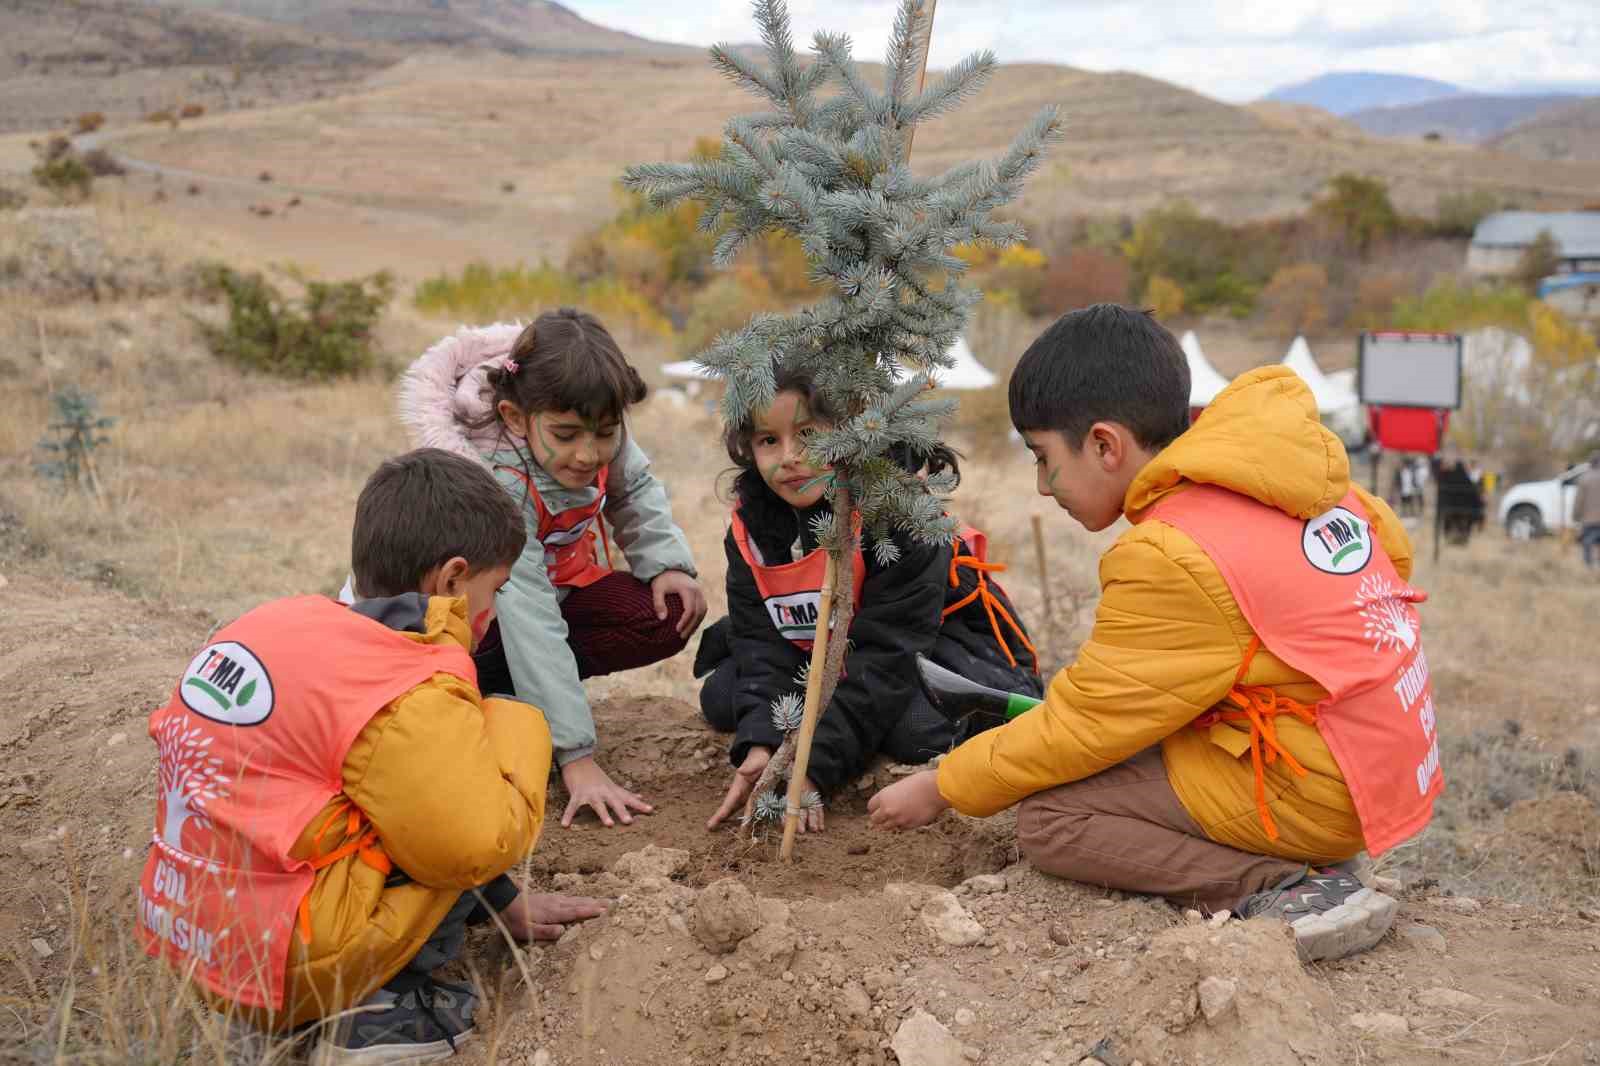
[778, 551, 837, 860]
[1030, 514, 1052, 625]
[777, 1, 940, 861]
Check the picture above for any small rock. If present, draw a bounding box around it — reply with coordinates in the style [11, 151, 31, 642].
[1197, 976, 1237, 1023]
[106, 732, 127, 747]
[839, 982, 873, 1019]
[30, 938, 52, 958]
[1416, 987, 1482, 1010]
[612, 845, 691, 881]
[0, 573, 9, 589]
[953, 1007, 976, 1028]
[704, 964, 729, 984]
[892, 1008, 966, 1066]
[1372, 875, 1403, 894]
[1207, 910, 1231, 928]
[962, 1049, 981, 1063]
[1183, 909, 1203, 925]
[1431, 896, 1481, 914]
[1048, 923, 1073, 947]
[556, 924, 584, 947]
[695, 879, 761, 953]
[782, 970, 795, 982]
[921, 892, 986, 947]
[587, 943, 604, 961]
[1398, 924, 1446, 953]
[1348, 1012, 1409, 1038]
[666, 914, 689, 936]
[963, 874, 1007, 895]
[736, 923, 800, 969]
[532, 1051, 553, 1066]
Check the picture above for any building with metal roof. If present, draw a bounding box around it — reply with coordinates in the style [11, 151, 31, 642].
[1468, 211, 1600, 275]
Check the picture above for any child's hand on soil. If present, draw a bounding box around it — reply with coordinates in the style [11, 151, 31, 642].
[707, 746, 823, 832]
[498, 891, 609, 941]
[651, 570, 708, 638]
[559, 755, 653, 828]
[868, 769, 950, 830]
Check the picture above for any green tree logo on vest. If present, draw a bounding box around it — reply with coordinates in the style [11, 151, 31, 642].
[178, 641, 276, 725]
[1302, 507, 1373, 575]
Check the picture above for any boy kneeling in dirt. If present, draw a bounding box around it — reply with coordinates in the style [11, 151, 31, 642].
[871, 305, 1440, 963]
[139, 448, 605, 1061]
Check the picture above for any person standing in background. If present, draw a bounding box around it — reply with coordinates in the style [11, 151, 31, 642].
[1576, 453, 1600, 569]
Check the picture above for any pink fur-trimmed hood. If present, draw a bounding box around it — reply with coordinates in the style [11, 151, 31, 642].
[396, 322, 524, 465]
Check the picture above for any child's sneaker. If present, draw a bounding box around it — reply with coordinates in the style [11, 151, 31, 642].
[1238, 867, 1398, 963]
[316, 976, 477, 1064]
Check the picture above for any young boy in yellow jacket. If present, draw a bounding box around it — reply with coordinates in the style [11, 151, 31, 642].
[140, 449, 606, 1061]
[870, 305, 1440, 963]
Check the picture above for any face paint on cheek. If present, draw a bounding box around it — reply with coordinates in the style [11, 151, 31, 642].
[532, 415, 559, 467]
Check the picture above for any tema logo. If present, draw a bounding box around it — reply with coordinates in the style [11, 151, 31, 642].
[764, 591, 824, 639]
[178, 641, 274, 725]
[1302, 507, 1372, 575]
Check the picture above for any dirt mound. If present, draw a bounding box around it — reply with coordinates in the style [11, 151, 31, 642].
[528, 696, 1016, 899]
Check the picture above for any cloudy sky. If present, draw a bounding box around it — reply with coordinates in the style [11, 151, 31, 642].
[567, 1, 1600, 102]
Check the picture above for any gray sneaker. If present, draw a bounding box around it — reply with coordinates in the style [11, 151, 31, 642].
[1239, 867, 1398, 963]
[315, 977, 477, 1064]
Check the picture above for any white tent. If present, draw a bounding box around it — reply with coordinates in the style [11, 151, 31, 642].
[662, 336, 998, 391]
[1282, 336, 1364, 444]
[1181, 330, 1231, 407]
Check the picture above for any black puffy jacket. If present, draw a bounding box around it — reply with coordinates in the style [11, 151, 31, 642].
[722, 471, 1042, 796]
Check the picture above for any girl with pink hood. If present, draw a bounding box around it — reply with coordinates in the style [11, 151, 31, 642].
[388, 308, 705, 827]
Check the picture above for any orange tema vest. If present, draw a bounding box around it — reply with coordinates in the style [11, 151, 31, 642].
[497, 465, 612, 589]
[1147, 484, 1442, 856]
[730, 508, 867, 650]
[137, 596, 475, 1010]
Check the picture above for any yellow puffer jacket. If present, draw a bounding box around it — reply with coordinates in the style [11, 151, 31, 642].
[217, 595, 552, 1030]
[937, 367, 1413, 863]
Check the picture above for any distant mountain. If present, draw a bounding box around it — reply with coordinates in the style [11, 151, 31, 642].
[1489, 97, 1600, 163]
[1264, 72, 1463, 116]
[1350, 94, 1580, 143]
[162, 0, 696, 56]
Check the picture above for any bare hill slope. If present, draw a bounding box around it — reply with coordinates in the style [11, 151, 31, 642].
[1349, 94, 1581, 144]
[1489, 97, 1600, 163]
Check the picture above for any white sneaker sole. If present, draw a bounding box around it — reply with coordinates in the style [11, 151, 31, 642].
[312, 1027, 475, 1065]
[1290, 887, 1398, 962]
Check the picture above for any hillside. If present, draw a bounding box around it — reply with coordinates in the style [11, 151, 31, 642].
[1350, 94, 1581, 144]
[1265, 72, 1462, 115]
[1489, 97, 1600, 163]
[161, 0, 698, 56]
[0, 0, 393, 133]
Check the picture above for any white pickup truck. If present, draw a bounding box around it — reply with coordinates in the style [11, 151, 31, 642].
[1498, 463, 1591, 539]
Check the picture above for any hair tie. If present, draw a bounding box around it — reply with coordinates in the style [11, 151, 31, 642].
[503, 358, 519, 374]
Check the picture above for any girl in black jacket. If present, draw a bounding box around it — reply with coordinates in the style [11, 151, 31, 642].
[699, 366, 1044, 832]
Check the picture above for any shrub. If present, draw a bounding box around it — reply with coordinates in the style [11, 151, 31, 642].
[1312, 173, 1399, 253]
[1037, 246, 1130, 314]
[195, 266, 394, 379]
[1512, 229, 1561, 293]
[179, 103, 205, 119]
[1350, 270, 1414, 329]
[0, 184, 25, 212]
[144, 109, 174, 124]
[31, 138, 92, 202]
[413, 261, 672, 340]
[1259, 262, 1329, 335]
[1123, 201, 1259, 315]
[1433, 189, 1501, 238]
[75, 112, 106, 134]
[1143, 275, 1185, 318]
[81, 148, 125, 177]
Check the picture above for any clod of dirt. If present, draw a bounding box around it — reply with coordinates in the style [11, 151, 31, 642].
[695, 877, 761, 953]
[1397, 923, 1447, 952]
[1197, 975, 1238, 1023]
[921, 890, 986, 946]
[893, 1008, 967, 1066]
[1349, 1012, 1410, 1038]
[1416, 987, 1482, 1010]
[962, 873, 1007, 894]
[613, 845, 690, 881]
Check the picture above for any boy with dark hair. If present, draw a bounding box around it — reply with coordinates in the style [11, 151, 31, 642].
[140, 448, 605, 1062]
[871, 305, 1437, 963]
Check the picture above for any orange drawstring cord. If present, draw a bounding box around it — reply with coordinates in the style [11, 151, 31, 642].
[942, 546, 1039, 673]
[296, 798, 393, 944]
[1190, 638, 1317, 841]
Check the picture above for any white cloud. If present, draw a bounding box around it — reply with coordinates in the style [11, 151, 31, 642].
[567, 0, 1600, 100]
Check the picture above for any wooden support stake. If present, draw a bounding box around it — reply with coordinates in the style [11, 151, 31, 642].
[901, 0, 939, 161]
[779, 551, 837, 861]
[1030, 513, 1052, 625]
